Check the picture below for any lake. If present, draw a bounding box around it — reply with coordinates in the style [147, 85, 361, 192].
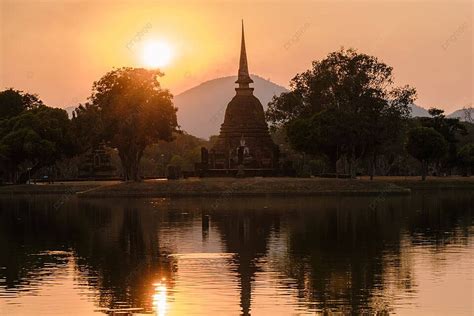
[0, 191, 472, 315]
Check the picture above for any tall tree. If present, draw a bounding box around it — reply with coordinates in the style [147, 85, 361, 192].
[406, 127, 448, 180]
[74, 68, 178, 181]
[286, 109, 343, 174]
[266, 48, 416, 178]
[418, 108, 467, 174]
[71, 102, 103, 154]
[0, 88, 44, 120]
[0, 104, 74, 183]
[458, 143, 474, 176]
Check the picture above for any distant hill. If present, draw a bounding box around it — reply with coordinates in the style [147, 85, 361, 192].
[447, 108, 473, 122]
[64, 106, 76, 119]
[408, 105, 474, 122]
[409, 105, 474, 122]
[409, 104, 430, 117]
[174, 75, 287, 139]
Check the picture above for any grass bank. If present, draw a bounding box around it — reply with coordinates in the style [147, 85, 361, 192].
[360, 176, 474, 190]
[2, 177, 472, 198]
[76, 177, 410, 198]
[0, 181, 119, 195]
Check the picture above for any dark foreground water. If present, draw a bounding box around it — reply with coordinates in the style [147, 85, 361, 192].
[0, 191, 472, 315]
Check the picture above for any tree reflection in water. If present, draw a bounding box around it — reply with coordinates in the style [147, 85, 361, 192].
[0, 197, 176, 314]
[0, 191, 472, 314]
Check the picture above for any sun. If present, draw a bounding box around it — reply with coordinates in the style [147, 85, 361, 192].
[142, 40, 173, 68]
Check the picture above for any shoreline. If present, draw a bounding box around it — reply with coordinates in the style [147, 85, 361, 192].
[77, 178, 411, 198]
[0, 177, 472, 198]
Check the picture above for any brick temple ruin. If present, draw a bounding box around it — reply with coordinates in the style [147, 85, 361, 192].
[196, 22, 280, 177]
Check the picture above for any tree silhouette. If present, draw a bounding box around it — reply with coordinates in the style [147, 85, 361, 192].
[74, 68, 178, 181]
[458, 143, 474, 176]
[0, 88, 43, 119]
[0, 98, 74, 183]
[266, 48, 416, 178]
[418, 108, 467, 174]
[406, 127, 448, 180]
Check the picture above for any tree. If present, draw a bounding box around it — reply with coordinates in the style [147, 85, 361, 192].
[0, 104, 74, 183]
[418, 108, 467, 174]
[462, 106, 473, 123]
[458, 143, 474, 176]
[286, 109, 342, 173]
[0, 88, 43, 120]
[362, 87, 413, 179]
[406, 127, 448, 180]
[74, 68, 178, 181]
[267, 48, 416, 178]
[71, 102, 103, 154]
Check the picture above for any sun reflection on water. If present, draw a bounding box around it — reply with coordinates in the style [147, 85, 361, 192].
[152, 278, 168, 316]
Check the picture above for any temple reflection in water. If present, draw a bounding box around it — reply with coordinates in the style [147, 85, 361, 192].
[0, 192, 472, 315]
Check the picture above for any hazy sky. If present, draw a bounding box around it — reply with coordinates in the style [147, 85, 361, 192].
[0, 0, 472, 113]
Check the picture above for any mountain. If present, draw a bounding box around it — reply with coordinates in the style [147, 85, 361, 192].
[447, 108, 473, 122]
[174, 75, 288, 139]
[408, 105, 473, 122]
[409, 104, 430, 117]
[63, 106, 77, 119]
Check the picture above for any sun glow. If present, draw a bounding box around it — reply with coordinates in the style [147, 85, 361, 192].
[152, 280, 168, 316]
[142, 40, 173, 68]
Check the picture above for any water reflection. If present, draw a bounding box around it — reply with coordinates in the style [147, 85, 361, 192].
[0, 191, 472, 315]
[211, 206, 279, 315]
[153, 280, 167, 316]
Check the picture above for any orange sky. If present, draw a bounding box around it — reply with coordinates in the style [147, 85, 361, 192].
[0, 0, 472, 113]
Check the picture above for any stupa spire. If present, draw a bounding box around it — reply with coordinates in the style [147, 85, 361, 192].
[236, 20, 253, 88]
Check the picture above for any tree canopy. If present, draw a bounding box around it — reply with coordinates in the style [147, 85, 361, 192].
[457, 143, 474, 176]
[418, 108, 467, 172]
[73, 67, 178, 181]
[0, 90, 74, 183]
[267, 48, 416, 178]
[0, 88, 43, 119]
[406, 127, 448, 180]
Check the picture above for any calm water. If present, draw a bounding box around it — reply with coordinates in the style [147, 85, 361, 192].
[0, 191, 472, 315]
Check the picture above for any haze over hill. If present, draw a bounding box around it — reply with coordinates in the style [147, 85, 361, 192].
[174, 75, 287, 139]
